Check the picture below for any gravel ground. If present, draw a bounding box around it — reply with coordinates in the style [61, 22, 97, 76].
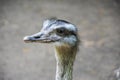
[0, 0, 120, 80]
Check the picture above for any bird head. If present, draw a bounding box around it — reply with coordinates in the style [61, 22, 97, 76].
[23, 18, 78, 46]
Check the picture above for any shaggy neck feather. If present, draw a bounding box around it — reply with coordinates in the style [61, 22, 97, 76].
[55, 44, 77, 80]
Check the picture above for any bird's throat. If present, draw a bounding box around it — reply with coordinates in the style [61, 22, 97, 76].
[55, 44, 77, 80]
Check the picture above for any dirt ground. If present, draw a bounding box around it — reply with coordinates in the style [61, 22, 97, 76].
[0, 0, 120, 80]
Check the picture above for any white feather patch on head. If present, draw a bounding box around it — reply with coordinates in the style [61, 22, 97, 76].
[63, 35, 77, 45]
[55, 35, 77, 46]
[43, 20, 48, 27]
[42, 19, 57, 30]
[64, 24, 77, 32]
[50, 23, 77, 33]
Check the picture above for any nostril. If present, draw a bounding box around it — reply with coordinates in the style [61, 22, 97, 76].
[34, 36, 40, 39]
[33, 33, 44, 39]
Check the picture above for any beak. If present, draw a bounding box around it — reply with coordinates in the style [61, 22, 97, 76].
[23, 32, 60, 43]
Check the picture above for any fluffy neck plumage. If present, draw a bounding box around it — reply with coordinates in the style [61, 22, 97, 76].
[55, 44, 78, 80]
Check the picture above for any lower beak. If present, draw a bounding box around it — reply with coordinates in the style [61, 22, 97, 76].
[23, 32, 59, 43]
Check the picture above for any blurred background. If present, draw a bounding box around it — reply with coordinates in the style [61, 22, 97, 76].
[0, 0, 120, 80]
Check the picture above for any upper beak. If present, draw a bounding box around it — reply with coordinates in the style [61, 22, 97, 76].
[23, 32, 60, 43]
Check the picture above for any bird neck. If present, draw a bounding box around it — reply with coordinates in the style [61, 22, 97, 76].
[55, 44, 78, 80]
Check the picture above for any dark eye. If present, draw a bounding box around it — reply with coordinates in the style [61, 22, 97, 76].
[56, 28, 65, 34]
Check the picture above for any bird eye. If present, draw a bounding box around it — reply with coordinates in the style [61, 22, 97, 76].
[56, 28, 65, 34]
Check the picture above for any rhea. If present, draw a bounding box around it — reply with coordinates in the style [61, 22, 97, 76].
[23, 18, 79, 80]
